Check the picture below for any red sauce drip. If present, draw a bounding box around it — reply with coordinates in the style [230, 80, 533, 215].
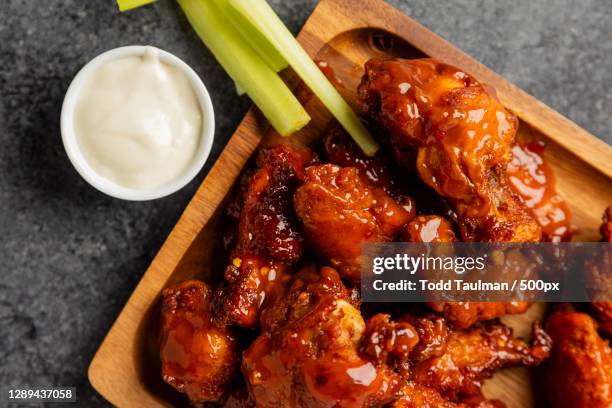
[506, 141, 573, 242]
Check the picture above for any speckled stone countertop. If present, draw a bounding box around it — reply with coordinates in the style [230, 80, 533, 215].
[0, 0, 610, 406]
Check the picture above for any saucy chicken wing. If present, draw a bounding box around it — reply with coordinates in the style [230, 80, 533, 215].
[543, 306, 612, 408]
[160, 280, 239, 405]
[214, 145, 313, 327]
[360, 313, 544, 407]
[294, 164, 412, 281]
[242, 267, 401, 407]
[408, 317, 551, 401]
[358, 58, 541, 243]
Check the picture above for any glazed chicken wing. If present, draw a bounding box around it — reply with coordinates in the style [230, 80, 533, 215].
[242, 267, 401, 407]
[360, 313, 544, 407]
[358, 58, 541, 243]
[408, 317, 551, 401]
[294, 164, 412, 281]
[359, 58, 541, 327]
[214, 145, 313, 328]
[543, 306, 612, 408]
[160, 280, 239, 404]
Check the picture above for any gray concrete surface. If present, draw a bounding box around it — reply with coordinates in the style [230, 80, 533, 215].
[0, 0, 610, 406]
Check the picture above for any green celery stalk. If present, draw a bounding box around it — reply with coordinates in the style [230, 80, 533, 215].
[229, 0, 379, 155]
[177, 0, 310, 136]
[117, 0, 157, 12]
[213, 0, 287, 72]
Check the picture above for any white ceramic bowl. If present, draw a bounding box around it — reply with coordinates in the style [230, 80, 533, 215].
[60, 45, 215, 201]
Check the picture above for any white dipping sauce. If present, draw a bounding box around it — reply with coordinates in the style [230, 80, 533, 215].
[74, 46, 202, 189]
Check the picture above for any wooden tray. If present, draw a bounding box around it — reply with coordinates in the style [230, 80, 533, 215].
[88, 0, 612, 406]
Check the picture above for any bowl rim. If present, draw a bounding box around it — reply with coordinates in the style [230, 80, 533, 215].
[60, 45, 215, 201]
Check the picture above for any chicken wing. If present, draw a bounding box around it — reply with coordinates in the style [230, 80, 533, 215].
[160, 280, 239, 404]
[361, 313, 541, 407]
[242, 267, 401, 407]
[358, 58, 541, 243]
[543, 306, 612, 408]
[294, 164, 412, 281]
[214, 145, 313, 328]
[408, 316, 551, 401]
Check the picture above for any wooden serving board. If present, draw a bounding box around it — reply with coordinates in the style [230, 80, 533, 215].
[88, 0, 612, 407]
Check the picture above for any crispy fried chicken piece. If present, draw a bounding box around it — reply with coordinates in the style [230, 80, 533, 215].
[400, 215, 458, 243]
[234, 145, 312, 261]
[586, 205, 612, 335]
[543, 306, 612, 408]
[242, 267, 401, 407]
[358, 58, 541, 243]
[214, 255, 292, 329]
[408, 316, 551, 401]
[160, 280, 239, 404]
[294, 164, 412, 281]
[359, 316, 499, 407]
[214, 145, 313, 328]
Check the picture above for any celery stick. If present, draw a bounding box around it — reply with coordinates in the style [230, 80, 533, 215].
[177, 0, 310, 136]
[213, 0, 287, 72]
[117, 0, 156, 12]
[229, 0, 379, 155]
